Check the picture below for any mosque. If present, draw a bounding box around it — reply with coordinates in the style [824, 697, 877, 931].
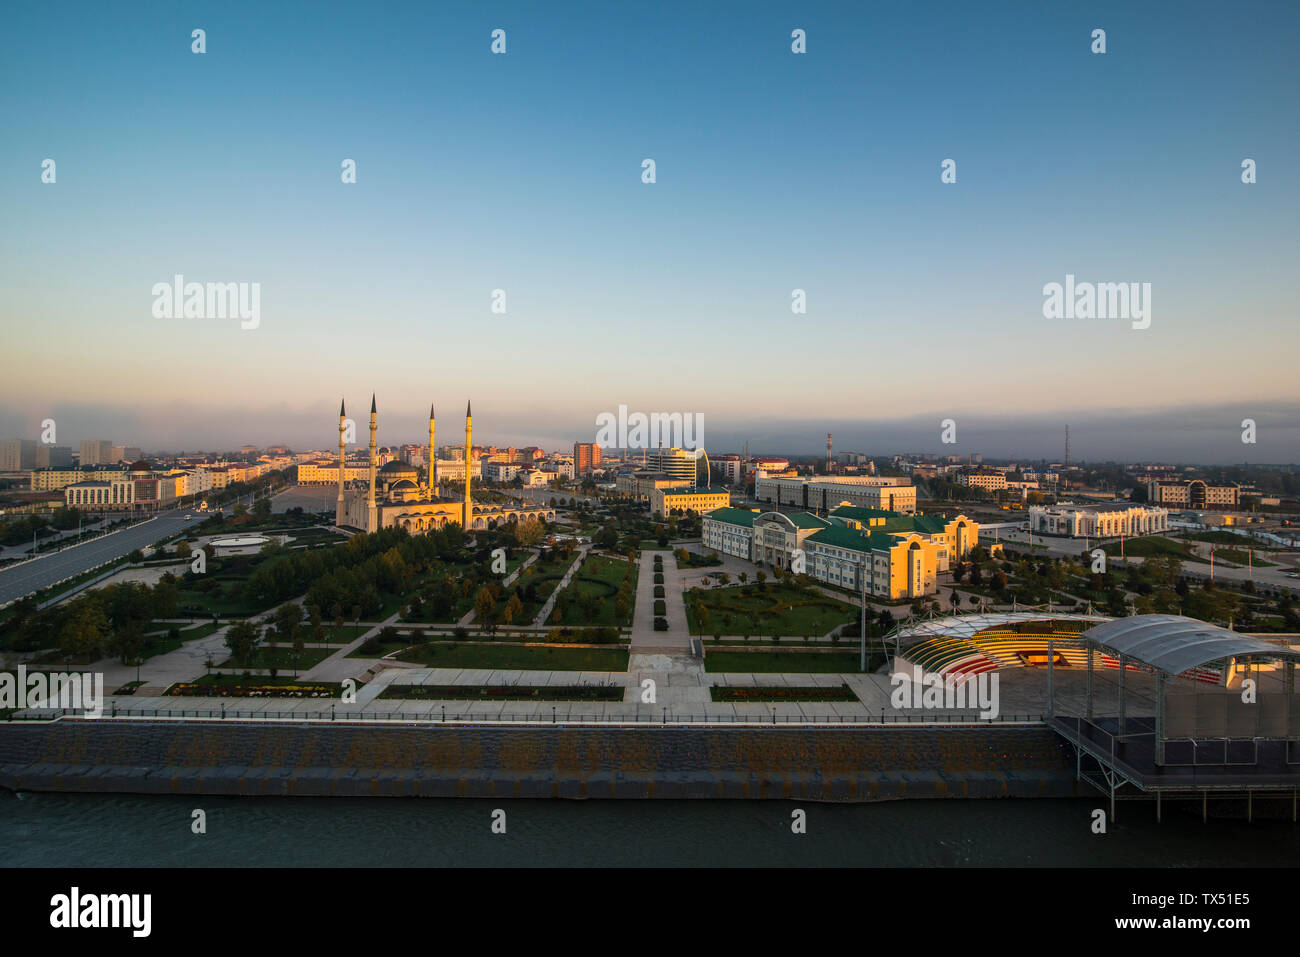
[334, 397, 556, 534]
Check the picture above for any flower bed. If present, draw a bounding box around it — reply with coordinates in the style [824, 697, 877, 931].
[166, 682, 339, 698]
[379, 684, 623, 701]
[710, 684, 858, 702]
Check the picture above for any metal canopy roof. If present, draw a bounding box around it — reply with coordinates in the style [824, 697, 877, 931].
[894, 612, 1108, 644]
[1081, 614, 1300, 675]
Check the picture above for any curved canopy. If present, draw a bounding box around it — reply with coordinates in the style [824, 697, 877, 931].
[893, 612, 1107, 644]
[1081, 614, 1300, 675]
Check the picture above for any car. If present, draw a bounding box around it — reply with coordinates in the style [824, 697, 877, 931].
[184, 515, 191, 521]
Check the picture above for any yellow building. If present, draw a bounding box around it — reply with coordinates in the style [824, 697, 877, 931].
[651, 485, 730, 516]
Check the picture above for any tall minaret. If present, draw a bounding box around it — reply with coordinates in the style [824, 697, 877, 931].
[366, 393, 378, 532]
[336, 398, 347, 527]
[463, 399, 473, 529]
[434, 403, 444, 496]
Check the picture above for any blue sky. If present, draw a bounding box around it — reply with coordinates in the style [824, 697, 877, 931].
[1, 0, 1297, 461]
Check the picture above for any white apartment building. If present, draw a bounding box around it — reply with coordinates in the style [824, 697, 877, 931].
[484, 461, 523, 482]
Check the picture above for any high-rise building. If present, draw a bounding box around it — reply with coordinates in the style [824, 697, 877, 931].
[35, 445, 72, 468]
[79, 440, 113, 466]
[644, 447, 709, 486]
[573, 442, 603, 475]
[0, 439, 37, 471]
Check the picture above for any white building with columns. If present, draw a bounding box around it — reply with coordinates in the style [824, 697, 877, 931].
[1028, 502, 1169, 538]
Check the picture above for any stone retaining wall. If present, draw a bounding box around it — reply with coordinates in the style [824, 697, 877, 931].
[0, 723, 1079, 801]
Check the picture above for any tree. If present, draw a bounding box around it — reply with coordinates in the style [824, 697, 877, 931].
[225, 620, 261, 665]
[111, 619, 147, 666]
[58, 597, 108, 663]
[503, 593, 523, 626]
[274, 602, 303, 644]
[474, 586, 498, 633]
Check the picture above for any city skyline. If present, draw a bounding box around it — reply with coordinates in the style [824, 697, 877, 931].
[3, 0, 1298, 464]
[3, 397, 1298, 465]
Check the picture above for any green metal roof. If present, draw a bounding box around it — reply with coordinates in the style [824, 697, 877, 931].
[828, 505, 899, 521]
[806, 525, 877, 554]
[781, 512, 830, 529]
[706, 507, 756, 528]
[828, 504, 951, 536]
[663, 486, 729, 496]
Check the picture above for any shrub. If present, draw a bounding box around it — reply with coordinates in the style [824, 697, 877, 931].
[654, 573, 664, 585]
[654, 585, 665, 598]
[654, 599, 666, 616]
[653, 617, 668, 631]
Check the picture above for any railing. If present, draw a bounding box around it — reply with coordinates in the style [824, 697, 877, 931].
[3, 706, 1046, 727]
[1163, 736, 1262, 768]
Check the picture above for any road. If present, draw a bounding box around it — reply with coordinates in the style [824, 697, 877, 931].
[0, 510, 199, 607]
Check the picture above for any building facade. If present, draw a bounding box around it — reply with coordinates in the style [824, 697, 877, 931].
[702, 505, 978, 600]
[1151, 480, 1240, 510]
[78, 440, 114, 466]
[1028, 503, 1170, 538]
[0, 439, 36, 471]
[573, 442, 603, 475]
[755, 476, 917, 514]
[651, 485, 729, 516]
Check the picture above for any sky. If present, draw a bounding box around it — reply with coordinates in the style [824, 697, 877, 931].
[1, 0, 1297, 463]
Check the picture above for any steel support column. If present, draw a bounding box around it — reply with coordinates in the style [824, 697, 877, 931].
[1155, 672, 1166, 766]
[1117, 653, 1126, 740]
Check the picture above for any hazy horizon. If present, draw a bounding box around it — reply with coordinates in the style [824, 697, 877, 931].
[2, 398, 1296, 466]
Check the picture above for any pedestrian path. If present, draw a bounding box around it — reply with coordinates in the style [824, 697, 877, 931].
[531, 546, 588, 626]
[629, 550, 691, 653]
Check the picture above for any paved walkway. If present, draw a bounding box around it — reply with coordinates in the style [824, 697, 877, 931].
[531, 546, 589, 626]
[630, 551, 691, 653]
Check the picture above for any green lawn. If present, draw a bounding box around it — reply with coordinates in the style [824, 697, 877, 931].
[703, 651, 874, 674]
[688, 583, 858, 637]
[1111, 536, 1208, 564]
[547, 554, 635, 627]
[1213, 548, 1275, 567]
[318, 623, 372, 644]
[218, 646, 335, 670]
[395, 643, 628, 672]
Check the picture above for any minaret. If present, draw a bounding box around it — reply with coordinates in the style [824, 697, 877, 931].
[463, 399, 473, 529]
[366, 393, 378, 532]
[335, 398, 347, 527]
[434, 403, 444, 496]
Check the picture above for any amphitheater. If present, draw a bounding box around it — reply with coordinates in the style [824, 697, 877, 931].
[893, 612, 1224, 686]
